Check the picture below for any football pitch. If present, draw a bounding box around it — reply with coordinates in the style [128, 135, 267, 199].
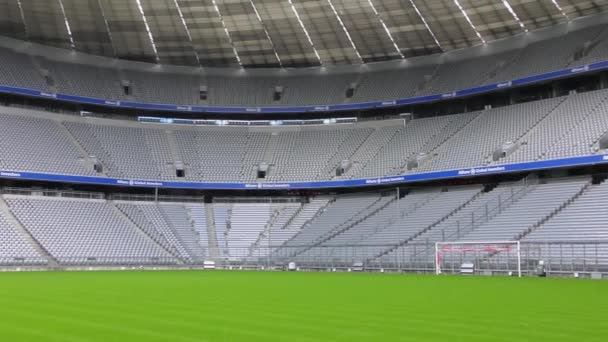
[0, 271, 606, 341]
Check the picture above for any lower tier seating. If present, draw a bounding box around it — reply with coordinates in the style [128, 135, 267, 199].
[1, 175, 608, 270]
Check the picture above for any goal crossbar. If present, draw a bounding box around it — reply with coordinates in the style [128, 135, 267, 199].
[435, 241, 521, 277]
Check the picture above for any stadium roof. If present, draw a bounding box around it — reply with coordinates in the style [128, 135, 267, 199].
[0, 0, 606, 68]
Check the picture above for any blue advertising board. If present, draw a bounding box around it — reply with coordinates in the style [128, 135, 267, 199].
[1, 154, 606, 190]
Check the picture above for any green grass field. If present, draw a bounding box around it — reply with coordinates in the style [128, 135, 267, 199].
[0, 271, 606, 341]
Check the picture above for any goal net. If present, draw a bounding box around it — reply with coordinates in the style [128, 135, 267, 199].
[435, 241, 521, 277]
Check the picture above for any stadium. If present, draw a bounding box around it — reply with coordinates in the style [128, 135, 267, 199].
[0, 0, 607, 340]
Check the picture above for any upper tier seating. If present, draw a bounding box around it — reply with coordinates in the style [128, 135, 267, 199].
[39, 58, 124, 100]
[418, 98, 564, 172]
[502, 89, 608, 163]
[487, 26, 606, 84]
[0, 48, 49, 91]
[64, 121, 175, 179]
[420, 51, 517, 96]
[0, 23, 607, 107]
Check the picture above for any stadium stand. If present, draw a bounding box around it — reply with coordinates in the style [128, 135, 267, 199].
[0, 22, 607, 107]
[502, 89, 608, 163]
[0, 112, 94, 175]
[39, 58, 125, 100]
[5, 196, 177, 265]
[1, 175, 605, 270]
[224, 203, 272, 257]
[282, 194, 377, 249]
[420, 51, 517, 96]
[526, 179, 608, 242]
[418, 98, 565, 172]
[2, 85, 608, 183]
[0, 204, 46, 265]
[287, 177, 600, 267]
[578, 26, 608, 64]
[487, 26, 606, 84]
[0, 48, 49, 91]
[309, 186, 483, 261]
[250, 197, 332, 258]
[455, 178, 589, 242]
[0, 18, 607, 274]
[114, 202, 197, 262]
[524, 178, 608, 268]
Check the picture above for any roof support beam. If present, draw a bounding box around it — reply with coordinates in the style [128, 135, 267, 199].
[16, 0, 28, 39]
[211, 0, 242, 66]
[452, 0, 485, 44]
[500, 0, 528, 33]
[96, 0, 117, 58]
[551, 0, 570, 19]
[287, 0, 322, 65]
[249, 0, 283, 67]
[172, 0, 201, 66]
[367, 0, 404, 59]
[408, 0, 442, 51]
[57, 0, 75, 49]
[326, 0, 364, 63]
[12, 0, 600, 67]
[135, 0, 159, 62]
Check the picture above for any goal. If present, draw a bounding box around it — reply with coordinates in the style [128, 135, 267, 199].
[435, 241, 521, 277]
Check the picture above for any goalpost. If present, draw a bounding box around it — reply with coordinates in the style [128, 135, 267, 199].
[435, 241, 521, 277]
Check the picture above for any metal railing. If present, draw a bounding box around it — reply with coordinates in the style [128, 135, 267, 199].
[110, 193, 204, 203]
[207, 241, 608, 275]
[2, 187, 105, 199]
[442, 175, 539, 241]
[213, 197, 306, 204]
[0, 241, 606, 275]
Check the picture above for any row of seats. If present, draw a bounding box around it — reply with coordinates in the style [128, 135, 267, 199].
[301, 186, 482, 262]
[115, 202, 195, 262]
[209, 199, 333, 258]
[0, 210, 45, 264]
[6, 197, 175, 265]
[0, 23, 606, 106]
